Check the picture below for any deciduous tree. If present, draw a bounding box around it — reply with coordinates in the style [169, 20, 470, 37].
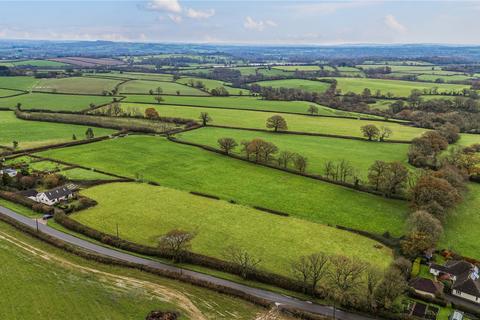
[217, 137, 238, 155]
[158, 229, 196, 263]
[266, 115, 288, 132]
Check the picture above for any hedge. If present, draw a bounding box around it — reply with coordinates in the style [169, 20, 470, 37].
[0, 190, 53, 214]
[253, 206, 289, 217]
[189, 191, 220, 200]
[335, 225, 401, 249]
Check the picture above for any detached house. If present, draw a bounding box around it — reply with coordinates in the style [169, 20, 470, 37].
[430, 260, 480, 304]
[35, 185, 76, 205]
[0, 168, 18, 177]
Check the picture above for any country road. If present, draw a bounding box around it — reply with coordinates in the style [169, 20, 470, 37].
[0, 205, 376, 320]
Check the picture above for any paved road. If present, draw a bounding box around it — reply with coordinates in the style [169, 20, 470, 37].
[0, 205, 375, 320]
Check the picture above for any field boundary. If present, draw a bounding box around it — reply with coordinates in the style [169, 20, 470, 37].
[167, 135, 408, 200]
[207, 124, 413, 144]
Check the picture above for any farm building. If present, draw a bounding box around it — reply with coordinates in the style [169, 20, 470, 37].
[430, 260, 480, 304]
[33, 184, 77, 205]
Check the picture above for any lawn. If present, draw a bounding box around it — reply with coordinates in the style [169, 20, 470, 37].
[252, 79, 331, 93]
[0, 76, 39, 91]
[175, 126, 411, 180]
[0, 220, 261, 320]
[176, 77, 251, 95]
[118, 80, 209, 95]
[122, 95, 381, 118]
[324, 77, 470, 97]
[33, 77, 121, 95]
[0, 92, 115, 111]
[441, 183, 480, 260]
[119, 102, 426, 140]
[38, 135, 408, 235]
[0, 111, 115, 149]
[60, 168, 117, 181]
[75, 183, 393, 275]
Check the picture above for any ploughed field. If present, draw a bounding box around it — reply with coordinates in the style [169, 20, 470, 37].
[73, 183, 394, 275]
[37, 135, 407, 235]
[115, 103, 427, 140]
[0, 111, 115, 149]
[174, 126, 412, 180]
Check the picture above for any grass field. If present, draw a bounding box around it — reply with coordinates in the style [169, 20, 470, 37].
[60, 168, 118, 181]
[0, 111, 115, 149]
[175, 127, 411, 179]
[0, 88, 21, 97]
[37, 136, 407, 235]
[93, 72, 174, 81]
[0, 76, 39, 91]
[324, 77, 470, 97]
[253, 79, 331, 93]
[0, 220, 262, 320]
[272, 65, 322, 71]
[119, 102, 426, 140]
[28, 160, 66, 172]
[0, 59, 69, 67]
[176, 77, 251, 95]
[33, 77, 121, 95]
[118, 80, 209, 95]
[441, 183, 480, 260]
[0, 92, 115, 111]
[75, 183, 393, 274]
[122, 95, 381, 118]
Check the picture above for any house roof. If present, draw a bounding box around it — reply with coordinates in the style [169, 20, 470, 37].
[410, 277, 443, 294]
[19, 189, 38, 197]
[411, 302, 427, 317]
[453, 273, 480, 298]
[431, 260, 473, 277]
[41, 186, 73, 201]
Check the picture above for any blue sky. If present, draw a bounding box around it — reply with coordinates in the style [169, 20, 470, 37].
[0, 0, 479, 45]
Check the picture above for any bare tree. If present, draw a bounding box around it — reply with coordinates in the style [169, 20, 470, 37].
[277, 151, 294, 168]
[293, 154, 308, 173]
[199, 112, 212, 126]
[291, 253, 329, 296]
[307, 105, 319, 116]
[361, 124, 380, 141]
[158, 229, 196, 263]
[223, 246, 261, 279]
[379, 126, 392, 141]
[217, 137, 238, 155]
[154, 87, 163, 104]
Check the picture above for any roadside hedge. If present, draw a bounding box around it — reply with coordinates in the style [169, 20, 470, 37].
[0, 190, 53, 214]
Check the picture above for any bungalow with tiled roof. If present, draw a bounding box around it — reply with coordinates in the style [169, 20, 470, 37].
[410, 277, 444, 298]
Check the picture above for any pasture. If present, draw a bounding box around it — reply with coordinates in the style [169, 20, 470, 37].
[118, 80, 208, 95]
[75, 183, 393, 275]
[253, 79, 331, 93]
[122, 95, 381, 118]
[59, 168, 118, 181]
[0, 221, 261, 320]
[325, 77, 470, 97]
[0, 88, 21, 97]
[93, 72, 174, 81]
[176, 77, 251, 95]
[0, 111, 115, 149]
[272, 65, 321, 71]
[175, 127, 411, 179]
[33, 77, 121, 95]
[0, 76, 39, 91]
[37, 135, 407, 235]
[441, 183, 480, 260]
[0, 59, 69, 67]
[0, 92, 115, 111]
[119, 102, 427, 140]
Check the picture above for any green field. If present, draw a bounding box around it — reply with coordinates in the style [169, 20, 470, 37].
[60, 168, 118, 181]
[416, 74, 473, 82]
[272, 65, 321, 71]
[0, 111, 115, 149]
[122, 95, 381, 118]
[28, 160, 66, 172]
[92, 72, 174, 81]
[118, 80, 208, 95]
[176, 77, 251, 95]
[0, 221, 262, 320]
[33, 77, 121, 95]
[37, 136, 407, 235]
[0, 92, 115, 111]
[75, 183, 393, 274]
[0, 88, 21, 97]
[441, 183, 480, 260]
[0, 59, 69, 67]
[325, 77, 470, 97]
[175, 127, 411, 179]
[0, 76, 39, 91]
[253, 79, 331, 93]
[119, 103, 426, 140]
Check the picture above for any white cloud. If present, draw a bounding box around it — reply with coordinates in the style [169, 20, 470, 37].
[168, 14, 183, 23]
[292, 1, 376, 15]
[244, 16, 277, 31]
[384, 14, 407, 33]
[186, 8, 215, 19]
[146, 0, 182, 13]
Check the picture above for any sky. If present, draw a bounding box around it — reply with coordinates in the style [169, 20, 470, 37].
[0, 0, 480, 45]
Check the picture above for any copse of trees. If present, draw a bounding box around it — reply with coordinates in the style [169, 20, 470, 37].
[408, 131, 449, 168]
[367, 161, 409, 197]
[360, 125, 393, 141]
